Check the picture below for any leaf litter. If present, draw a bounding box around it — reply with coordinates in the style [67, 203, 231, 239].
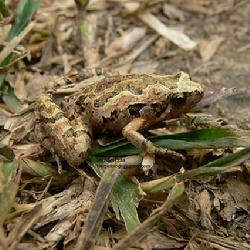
[0, 0, 250, 249]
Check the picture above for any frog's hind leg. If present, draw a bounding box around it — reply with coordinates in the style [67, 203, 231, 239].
[35, 94, 92, 167]
[122, 118, 185, 172]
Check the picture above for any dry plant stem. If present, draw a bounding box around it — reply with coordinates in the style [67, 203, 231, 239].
[76, 168, 122, 250]
[37, 177, 53, 201]
[81, 14, 100, 66]
[74, 0, 89, 10]
[196, 231, 250, 250]
[75, 0, 99, 67]
[191, 88, 236, 111]
[75, 4, 100, 67]
[0, 22, 35, 64]
[114, 182, 184, 250]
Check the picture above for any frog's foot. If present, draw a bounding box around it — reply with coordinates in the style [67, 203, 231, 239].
[122, 118, 185, 171]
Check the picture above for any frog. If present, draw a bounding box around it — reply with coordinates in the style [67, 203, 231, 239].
[34, 70, 203, 169]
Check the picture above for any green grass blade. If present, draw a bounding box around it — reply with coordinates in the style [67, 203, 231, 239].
[142, 148, 250, 193]
[0, 160, 19, 223]
[0, 0, 10, 17]
[0, 145, 15, 161]
[180, 147, 250, 180]
[0, 79, 21, 112]
[114, 182, 185, 250]
[0, 0, 42, 111]
[90, 128, 249, 157]
[111, 174, 141, 233]
[7, 0, 43, 41]
[18, 159, 70, 185]
[89, 157, 142, 233]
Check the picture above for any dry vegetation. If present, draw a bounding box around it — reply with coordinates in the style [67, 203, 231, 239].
[0, 0, 250, 249]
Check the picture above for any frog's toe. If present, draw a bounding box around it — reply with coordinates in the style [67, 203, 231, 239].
[142, 153, 155, 175]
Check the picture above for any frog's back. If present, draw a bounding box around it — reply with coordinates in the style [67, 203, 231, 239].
[74, 73, 203, 136]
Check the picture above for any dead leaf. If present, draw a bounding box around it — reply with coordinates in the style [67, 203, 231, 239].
[0, 108, 11, 126]
[213, 190, 236, 222]
[107, 27, 146, 55]
[154, 37, 171, 57]
[138, 13, 197, 51]
[199, 36, 224, 62]
[198, 190, 213, 230]
[12, 72, 27, 102]
[26, 73, 54, 102]
[226, 178, 250, 212]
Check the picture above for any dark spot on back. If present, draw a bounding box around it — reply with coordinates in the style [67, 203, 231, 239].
[101, 110, 119, 124]
[151, 102, 168, 117]
[43, 111, 64, 123]
[128, 103, 146, 116]
[111, 110, 118, 118]
[76, 95, 87, 105]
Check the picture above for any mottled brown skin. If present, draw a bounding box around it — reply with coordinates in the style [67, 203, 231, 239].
[35, 71, 203, 167]
[72, 72, 203, 135]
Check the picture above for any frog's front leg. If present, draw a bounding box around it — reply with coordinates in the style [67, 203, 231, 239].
[122, 118, 185, 171]
[35, 95, 92, 167]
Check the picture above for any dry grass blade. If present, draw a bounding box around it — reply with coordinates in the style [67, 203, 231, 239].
[4, 178, 95, 248]
[0, 22, 35, 65]
[74, 0, 100, 67]
[76, 167, 122, 250]
[195, 231, 250, 250]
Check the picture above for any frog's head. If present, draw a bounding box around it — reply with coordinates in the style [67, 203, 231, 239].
[169, 72, 203, 114]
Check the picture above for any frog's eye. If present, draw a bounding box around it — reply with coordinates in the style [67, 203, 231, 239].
[171, 93, 186, 106]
